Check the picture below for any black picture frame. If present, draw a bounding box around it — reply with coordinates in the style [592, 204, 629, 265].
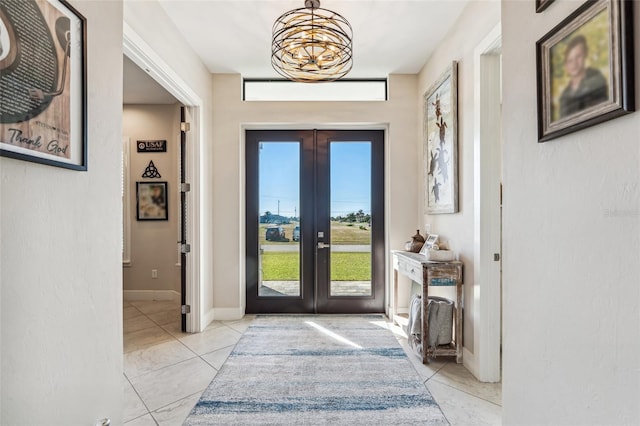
[536, 0, 634, 142]
[536, 0, 556, 13]
[136, 181, 168, 221]
[0, 0, 87, 170]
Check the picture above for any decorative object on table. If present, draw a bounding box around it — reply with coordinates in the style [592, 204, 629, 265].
[184, 315, 448, 425]
[425, 234, 439, 248]
[536, 0, 555, 13]
[420, 246, 456, 262]
[136, 139, 167, 153]
[0, 0, 87, 170]
[419, 234, 455, 261]
[271, 0, 353, 83]
[424, 61, 458, 214]
[536, 0, 635, 142]
[136, 181, 168, 221]
[141, 160, 161, 178]
[408, 229, 426, 253]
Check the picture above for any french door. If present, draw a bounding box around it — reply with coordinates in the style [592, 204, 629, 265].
[245, 130, 385, 314]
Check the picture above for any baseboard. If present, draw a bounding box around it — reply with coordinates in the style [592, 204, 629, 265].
[212, 307, 245, 322]
[463, 347, 480, 379]
[123, 290, 180, 302]
[200, 307, 244, 330]
[202, 308, 215, 331]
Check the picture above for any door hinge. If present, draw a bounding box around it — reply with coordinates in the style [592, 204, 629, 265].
[181, 183, 191, 193]
[181, 305, 191, 314]
[494, 253, 500, 261]
[180, 122, 191, 132]
[181, 243, 191, 253]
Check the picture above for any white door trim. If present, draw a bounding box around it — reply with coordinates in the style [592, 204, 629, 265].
[470, 22, 502, 382]
[123, 23, 204, 333]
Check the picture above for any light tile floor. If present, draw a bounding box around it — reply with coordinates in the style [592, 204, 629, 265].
[123, 300, 501, 425]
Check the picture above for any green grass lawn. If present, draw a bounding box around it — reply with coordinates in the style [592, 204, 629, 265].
[261, 252, 371, 281]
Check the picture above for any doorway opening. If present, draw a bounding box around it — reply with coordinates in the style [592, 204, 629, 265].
[245, 130, 385, 314]
[123, 24, 203, 332]
[471, 23, 502, 382]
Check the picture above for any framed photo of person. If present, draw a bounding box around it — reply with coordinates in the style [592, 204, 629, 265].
[536, 0, 634, 142]
[136, 182, 168, 221]
[0, 0, 87, 170]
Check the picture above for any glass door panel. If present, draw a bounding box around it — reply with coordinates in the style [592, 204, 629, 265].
[329, 142, 372, 297]
[258, 142, 301, 297]
[315, 130, 385, 314]
[246, 129, 384, 314]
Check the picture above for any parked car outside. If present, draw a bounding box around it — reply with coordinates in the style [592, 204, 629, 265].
[265, 226, 286, 241]
[292, 225, 300, 242]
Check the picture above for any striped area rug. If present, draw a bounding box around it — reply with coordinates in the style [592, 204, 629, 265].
[184, 315, 449, 425]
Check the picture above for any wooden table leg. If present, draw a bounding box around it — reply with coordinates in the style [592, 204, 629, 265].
[456, 279, 463, 363]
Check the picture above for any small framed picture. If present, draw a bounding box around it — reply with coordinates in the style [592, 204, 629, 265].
[136, 181, 168, 221]
[425, 234, 439, 247]
[536, 0, 635, 142]
[419, 243, 430, 255]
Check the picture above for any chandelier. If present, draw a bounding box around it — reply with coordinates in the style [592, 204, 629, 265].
[271, 0, 353, 83]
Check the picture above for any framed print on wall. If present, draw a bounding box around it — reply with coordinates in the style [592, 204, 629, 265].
[424, 61, 458, 214]
[536, 0, 635, 142]
[0, 0, 87, 170]
[137, 181, 168, 221]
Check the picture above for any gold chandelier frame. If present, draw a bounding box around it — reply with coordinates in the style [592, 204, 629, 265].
[271, 0, 353, 83]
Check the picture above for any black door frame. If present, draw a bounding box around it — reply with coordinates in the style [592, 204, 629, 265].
[245, 129, 385, 314]
[179, 107, 188, 331]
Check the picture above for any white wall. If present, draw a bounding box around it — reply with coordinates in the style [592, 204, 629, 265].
[502, 1, 640, 424]
[123, 104, 181, 298]
[210, 74, 420, 318]
[0, 1, 124, 424]
[416, 0, 501, 357]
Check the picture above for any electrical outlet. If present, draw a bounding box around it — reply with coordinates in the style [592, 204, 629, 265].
[151, 269, 158, 279]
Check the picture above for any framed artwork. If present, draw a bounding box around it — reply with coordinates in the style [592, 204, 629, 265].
[536, 0, 556, 13]
[424, 61, 458, 215]
[425, 234, 439, 246]
[136, 181, 168, 221]
[0, 0, 87, 170]
[536, 0, 635, 142]
[419, 234, 440, 255]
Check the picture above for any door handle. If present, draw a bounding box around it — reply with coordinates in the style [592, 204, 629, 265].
[317, 242, 331, 249]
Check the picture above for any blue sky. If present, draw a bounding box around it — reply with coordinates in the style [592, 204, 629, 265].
[259, 142, 371, 217]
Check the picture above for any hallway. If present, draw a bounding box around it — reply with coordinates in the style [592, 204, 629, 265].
[123, 301, 501, 425]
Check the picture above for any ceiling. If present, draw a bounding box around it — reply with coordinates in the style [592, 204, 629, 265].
[123, 0, 469, 103]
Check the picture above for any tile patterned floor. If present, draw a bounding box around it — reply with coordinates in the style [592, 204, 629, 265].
[123, 300, 501, 425]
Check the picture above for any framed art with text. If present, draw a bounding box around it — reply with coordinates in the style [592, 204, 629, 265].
[424, 61, 458, 214]
[536, 0, 634, 142]
[0, 0, 87, 170]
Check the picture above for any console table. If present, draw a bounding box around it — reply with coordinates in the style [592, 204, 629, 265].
[391, 250, 463, 363]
